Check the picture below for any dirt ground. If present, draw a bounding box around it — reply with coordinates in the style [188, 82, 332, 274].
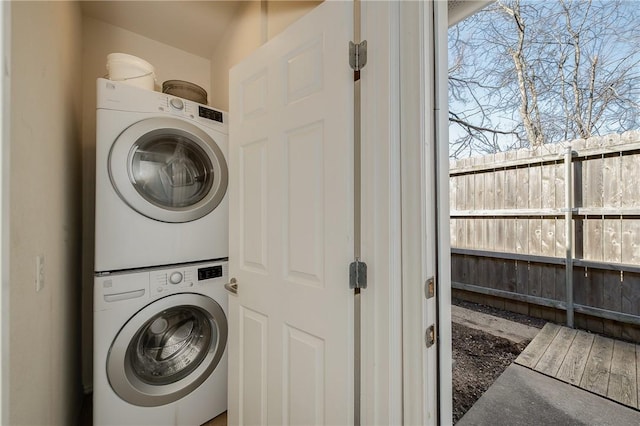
[451, 299, 546, 424]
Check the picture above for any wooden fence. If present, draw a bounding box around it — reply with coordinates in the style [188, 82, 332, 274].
[449, 131, 640, 342]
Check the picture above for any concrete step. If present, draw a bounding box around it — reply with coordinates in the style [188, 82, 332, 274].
[451, 305, 540, 344]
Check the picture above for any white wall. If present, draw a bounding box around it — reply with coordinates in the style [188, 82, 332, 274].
[209, 0, 321, 110]
[9, 1, 83, 424]
[80, 16, 212, 391]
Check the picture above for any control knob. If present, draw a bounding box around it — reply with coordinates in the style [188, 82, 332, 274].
[169, 98, 184, 110]
[169, 271, 183, 285]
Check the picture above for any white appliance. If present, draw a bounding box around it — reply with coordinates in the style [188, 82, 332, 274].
[95, 78, 229, 272]
[93, 260, 228, 426]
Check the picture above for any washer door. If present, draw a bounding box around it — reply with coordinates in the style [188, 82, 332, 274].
[109, 117, 228, 223]
[107, 293, 228, 407]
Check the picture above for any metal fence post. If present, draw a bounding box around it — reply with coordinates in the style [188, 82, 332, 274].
[565, 146, 574, 328]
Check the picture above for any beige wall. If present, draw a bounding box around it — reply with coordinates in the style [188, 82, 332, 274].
[9, 1, 84, 424]
[209, 0, 321, 110]
[266, 0, 321, 40]
[80, 16, 212, 390]
[209, 1, 262, 111]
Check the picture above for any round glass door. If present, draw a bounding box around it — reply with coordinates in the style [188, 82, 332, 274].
[128, 306, 214, 386]
[130, 136, 214, 210]
[107, 294, 228, 407]
[109, 117, 228, 223]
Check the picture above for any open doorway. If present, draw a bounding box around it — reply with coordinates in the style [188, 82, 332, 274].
[447, 0, 640, 421]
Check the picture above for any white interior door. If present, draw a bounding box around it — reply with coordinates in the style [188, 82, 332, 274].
[228, 2, 354, 425]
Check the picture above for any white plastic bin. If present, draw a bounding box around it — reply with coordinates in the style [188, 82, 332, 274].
[106, 53, 156, 91]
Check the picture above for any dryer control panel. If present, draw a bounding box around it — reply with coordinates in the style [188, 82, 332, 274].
[96, 78, 227, 130]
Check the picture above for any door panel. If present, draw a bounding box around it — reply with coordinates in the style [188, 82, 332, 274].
[238, 306, 267, 425]
[239, 140, 268, 272]
[229, 1, 353, 424]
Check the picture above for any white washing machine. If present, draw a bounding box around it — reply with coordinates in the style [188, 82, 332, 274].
[95, 78, 228, 272]
[93, 260, 228, 426]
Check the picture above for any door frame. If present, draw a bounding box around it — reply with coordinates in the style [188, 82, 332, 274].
[360, 1, 451, 424]
[0, 1, 9, 423]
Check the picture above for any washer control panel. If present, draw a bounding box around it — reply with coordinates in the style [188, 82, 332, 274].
[95, 261, 229, 309]
[198, 265, 223, 280]
[151, 261, 227, 295]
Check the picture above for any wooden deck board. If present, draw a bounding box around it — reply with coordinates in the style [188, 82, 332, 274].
[518, 324, 640, 409]
[608, 341, 638, 408]
[535, 327, 577, 376]
[516, 322, 561, 368]
[580, 335, 614, 396]
[556, 331, 594, 385]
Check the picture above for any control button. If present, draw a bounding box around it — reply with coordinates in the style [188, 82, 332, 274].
[157, 287, 163, 293]
[170, 98, 184, 110]
[169, 271, 183, 285]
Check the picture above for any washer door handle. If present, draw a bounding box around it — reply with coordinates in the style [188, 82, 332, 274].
[224, 278, 238, 295]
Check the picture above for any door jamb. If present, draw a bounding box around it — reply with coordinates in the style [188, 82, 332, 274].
[360, 1, 403, 424]
[360, 1, 451, 424]
[0, 1, 10, 424]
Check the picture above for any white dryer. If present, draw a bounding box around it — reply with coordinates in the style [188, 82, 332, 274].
[95, 78, 228, 272]
[93, 260, 228, 426]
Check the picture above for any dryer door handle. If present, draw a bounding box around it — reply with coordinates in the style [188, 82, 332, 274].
[224, 278, 238, 295]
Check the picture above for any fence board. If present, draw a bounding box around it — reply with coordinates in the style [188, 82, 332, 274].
[539, 162, 557, 320]
[504, 151, 518, 209]
[603, 270, 623, 337]
[622, 273, 640, 316]
[555, 265, 567, 323]
[622, 221, 640, 265]
[505, 218, 517, 255]
[602, 153, 621, 209]
[494, 152, 506, 209]
[464, 160, 474, 250]
[604, 218, 622, 263]
[516, 155, 530, 210]
[450, 175, 458, 211]
[503, 257, 519, 313]
[494, 153, 506, 253]
[587, 269, 605, 333]
[474, 158, 485, 210]
[585, 217, 604, 262]
[454, 175, 468, 210]
[529, 262, 543, 319]
[621, 152, 640, 209]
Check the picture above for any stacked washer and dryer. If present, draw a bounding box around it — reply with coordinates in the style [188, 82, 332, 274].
[93, 77, 229, 425]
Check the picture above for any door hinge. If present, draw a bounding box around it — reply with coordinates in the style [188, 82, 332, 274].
[425, 325, 436, 348]
[349, 40, 367, 72]
[349, 259, 367, 289]
[425, 277, 435, 299]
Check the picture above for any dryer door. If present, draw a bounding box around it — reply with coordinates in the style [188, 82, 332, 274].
[107, 293, 228, 407]
[109, 117, 228, 223]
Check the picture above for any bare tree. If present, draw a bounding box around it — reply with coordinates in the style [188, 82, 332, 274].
[449, 0, 640, 158]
